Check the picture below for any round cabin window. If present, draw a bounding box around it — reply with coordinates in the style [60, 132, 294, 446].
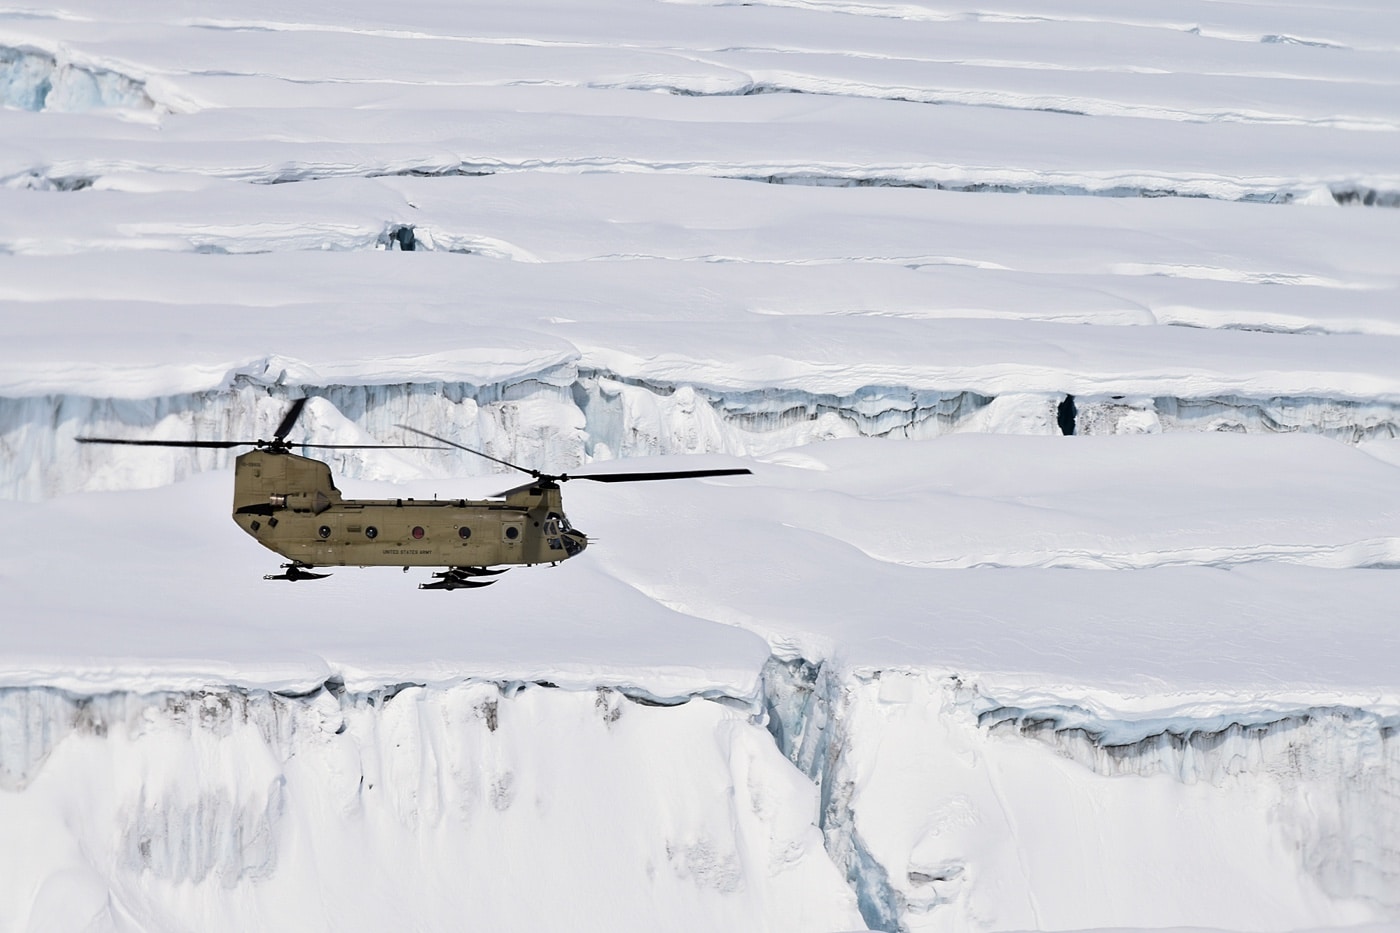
[318, 525, 331, 539]
[365, 526, 378, 539]
[458, 526, 471, 540]
[505, 525, 520, 541]
[411, 526, 425, 539]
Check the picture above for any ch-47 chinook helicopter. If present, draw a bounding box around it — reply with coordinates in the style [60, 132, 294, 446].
[77, 398, 751, 590]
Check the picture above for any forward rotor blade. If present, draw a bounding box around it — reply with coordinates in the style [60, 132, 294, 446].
[397, 425, 538, 477]
[295, 443, 448, 450]
[273, 397, 309, 444]
[493, 467, 752, 497]
[76, 437, 251, 448]
[570, 468, 753, 484]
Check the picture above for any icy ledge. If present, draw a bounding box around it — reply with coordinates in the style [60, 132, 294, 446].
[0, 677, 860, 931]
[763, 659, 1400, 932]
[7, 372, 1400, 499]
[4, 662, 1396, 931]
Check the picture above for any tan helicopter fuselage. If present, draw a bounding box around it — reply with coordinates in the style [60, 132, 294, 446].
[231, 448, 586, 570]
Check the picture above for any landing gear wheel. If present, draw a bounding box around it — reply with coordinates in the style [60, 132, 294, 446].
[419, 566, 506, 590]
[264, 562, 331, 582]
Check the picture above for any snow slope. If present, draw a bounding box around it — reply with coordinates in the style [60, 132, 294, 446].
[3, 0, 1400, 930]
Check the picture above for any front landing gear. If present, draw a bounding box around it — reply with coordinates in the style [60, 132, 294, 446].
[419, 566, 507, 591]
[264, 562, 331, 582]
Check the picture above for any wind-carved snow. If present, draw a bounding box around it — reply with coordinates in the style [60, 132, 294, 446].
[0, 46, 154, 113]
[0, 679, 862, 931]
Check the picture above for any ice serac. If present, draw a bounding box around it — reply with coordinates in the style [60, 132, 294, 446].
[9, 376, 1400, 500]
[0, 45, 154, 113]
[761, 660, 1400, 932]
[0, 680, 863, 932]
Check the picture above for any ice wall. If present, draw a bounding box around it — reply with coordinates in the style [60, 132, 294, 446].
[0, 679, 862, 932]
[0, 45, 154, 113]
[7, 373, 1400, 500]
[3, 662, 1397, 932]
[762, 660, 1400, 932]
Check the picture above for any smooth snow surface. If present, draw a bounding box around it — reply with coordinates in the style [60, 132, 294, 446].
[4, 0, 1400, 931]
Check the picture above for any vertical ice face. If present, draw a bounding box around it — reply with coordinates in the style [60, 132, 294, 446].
[0, 681, 864, 932]
[0, 46, 154, 112]
[9, 379, 1400, 501]
[763, 666, 1400, 933]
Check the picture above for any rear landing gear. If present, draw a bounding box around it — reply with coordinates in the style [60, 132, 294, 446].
[264, 562, 331, 582]
[419, 566, 508, 590]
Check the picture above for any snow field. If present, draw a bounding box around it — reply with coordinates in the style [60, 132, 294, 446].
[4, 0, 1400, 929]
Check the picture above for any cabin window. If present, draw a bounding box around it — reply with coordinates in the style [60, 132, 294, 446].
[504, 525, 520, 541]
[412, 526, 425, 539]
[458, 526, 471, 540]
[365, 526, 379, 539]
[318, 525, 331, 539]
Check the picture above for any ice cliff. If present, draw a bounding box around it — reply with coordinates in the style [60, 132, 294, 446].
[0, 678, 861, 932]
[762, 660, 1400, 932]
[0, 45, 155, 114]
[8, 372, 1400, 500]
[3, 663, 1396, 932]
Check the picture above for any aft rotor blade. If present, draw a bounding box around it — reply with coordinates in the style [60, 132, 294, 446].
[77, 437, 251, 448]
[76, 437, 446, 451]
[397, 425, 539, 477]
[569, 468, 753, 484]
[273, 397, 309, 444]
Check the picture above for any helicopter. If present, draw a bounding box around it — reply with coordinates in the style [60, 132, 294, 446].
[77, 398, 751, 590]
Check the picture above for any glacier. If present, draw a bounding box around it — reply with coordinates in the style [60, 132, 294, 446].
[4, 0, 1400, 929]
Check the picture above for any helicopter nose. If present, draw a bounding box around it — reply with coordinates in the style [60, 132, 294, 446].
[564, 530, 587, 556]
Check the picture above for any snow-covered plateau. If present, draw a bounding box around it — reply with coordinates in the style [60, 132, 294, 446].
[3, 0, 1400, 931]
